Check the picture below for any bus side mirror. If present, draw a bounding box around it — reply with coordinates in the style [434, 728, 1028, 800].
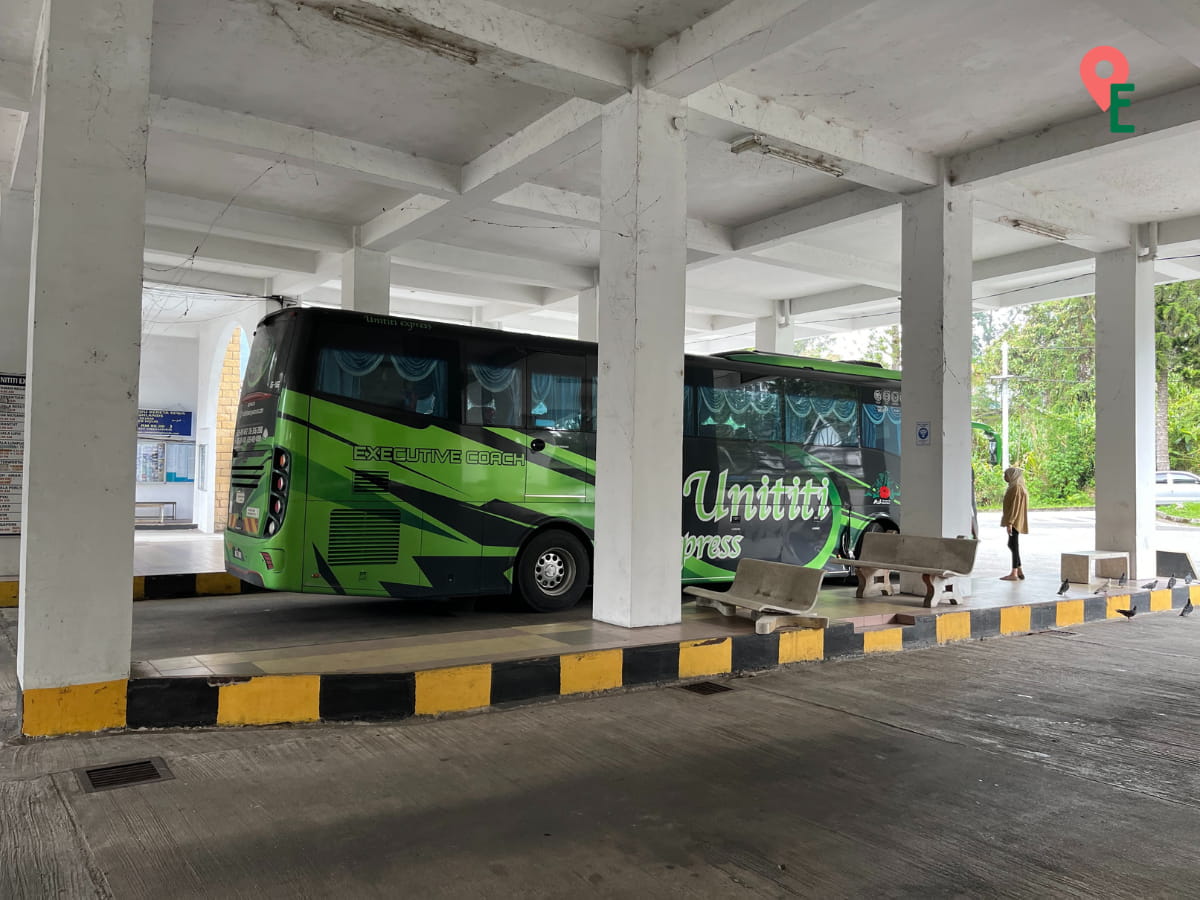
[988, 437, 998, 467]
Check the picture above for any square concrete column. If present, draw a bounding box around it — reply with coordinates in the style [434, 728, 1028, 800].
[17, 0, 153, 735]
[0, 188, 33, 579]
[899, 184, 974, 540]
[755, 305, 794, 354]
[576, 282, 598, 343]
[593, 81, 687, 628]
[1095, 245, 1155, 577]
[341, 247, 391, 314]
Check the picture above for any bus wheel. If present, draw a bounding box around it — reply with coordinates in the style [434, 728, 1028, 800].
[517, 530, 590, 613]
[854, 518, 899, 559]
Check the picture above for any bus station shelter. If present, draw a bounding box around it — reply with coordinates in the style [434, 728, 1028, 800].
[2, 0, 1200, 737]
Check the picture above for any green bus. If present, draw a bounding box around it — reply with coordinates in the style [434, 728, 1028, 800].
[225, 307, 921, 612]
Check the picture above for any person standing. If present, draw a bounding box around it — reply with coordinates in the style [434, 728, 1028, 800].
[1000, 466, 1029, 581]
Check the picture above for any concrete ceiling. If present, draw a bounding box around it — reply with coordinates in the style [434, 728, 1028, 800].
[4, 0, 1200, 349]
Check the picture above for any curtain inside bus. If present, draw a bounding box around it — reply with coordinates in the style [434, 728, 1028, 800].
[315, 349, 448, 417]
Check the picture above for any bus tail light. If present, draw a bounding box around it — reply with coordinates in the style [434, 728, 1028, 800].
[265, 447, 290, 537]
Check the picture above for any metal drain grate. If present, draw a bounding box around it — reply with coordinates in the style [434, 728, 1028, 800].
[680, 680, 734, 696]
[76, 757, 174, 793]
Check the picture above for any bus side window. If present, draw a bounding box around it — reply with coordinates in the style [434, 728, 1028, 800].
[694, 376, 780, 441]
[527, 354, 585, 431]
[465, 360, 522, 427]
[786, 380, 860, 447]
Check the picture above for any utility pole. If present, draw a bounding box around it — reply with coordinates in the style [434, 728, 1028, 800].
[990, 341, 1013, 469]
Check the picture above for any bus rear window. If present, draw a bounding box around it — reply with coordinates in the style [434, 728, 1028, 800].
[243, 324, 284, 397]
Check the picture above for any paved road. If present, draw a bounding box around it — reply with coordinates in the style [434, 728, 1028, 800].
[4, 607, 1200, 897]
[974, 508, 1199, 579]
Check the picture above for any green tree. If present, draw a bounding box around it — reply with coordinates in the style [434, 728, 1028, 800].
[1155, 281, 1200, 470]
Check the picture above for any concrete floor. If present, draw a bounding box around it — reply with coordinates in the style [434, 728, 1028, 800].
[3, 611, 1200, 897]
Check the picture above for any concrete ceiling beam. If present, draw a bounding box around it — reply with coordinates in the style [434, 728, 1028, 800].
[972, 244, 1095, 281]
[973, 183, 1133, 252]
[271, 253, 342, 298]
[488, 183, 734, 254]
[687, 85, 939, 192]
[788, 285, 895, 318]
[150, 96, 460, 197]
[360, 99, 602, 252]
[0, 59, 31, 112]
[391, 240, 596, 290]
[752, 244, 900, 290]
[646, 0, 884, 98]
[352, 0, 630, 101]
[732, 187, 897, 254]
[949, 82, 1200, 187]
[686, 287, 774, 318]
[1086, 0, 1200, 69]
[143, 226, 319, 274]
[142, 267, 269, 298]
[1159, 213, 1200, 245]
[144, 191, 353, 253]
[388, 263, 549, 306]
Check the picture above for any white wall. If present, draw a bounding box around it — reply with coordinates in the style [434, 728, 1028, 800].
[136, 334, 199, 521]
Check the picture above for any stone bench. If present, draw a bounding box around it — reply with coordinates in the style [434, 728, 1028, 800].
[832, 532, 977, 608]
[683, 559, 828, 634]
[1060, 550, 1128, 584]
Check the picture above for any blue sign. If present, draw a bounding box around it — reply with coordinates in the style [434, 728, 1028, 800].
[137, 409, 192, 437]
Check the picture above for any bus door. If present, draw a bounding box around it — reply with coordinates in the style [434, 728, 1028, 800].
[523, 353, 590, 510]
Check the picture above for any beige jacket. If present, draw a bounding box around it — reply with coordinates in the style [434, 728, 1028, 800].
[1000, 467, 1029, 534]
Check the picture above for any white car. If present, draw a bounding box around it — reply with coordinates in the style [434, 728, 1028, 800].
[1155, 471, 1200, 505]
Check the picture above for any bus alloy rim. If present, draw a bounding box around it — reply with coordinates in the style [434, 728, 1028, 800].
[534, 549, 574, 595]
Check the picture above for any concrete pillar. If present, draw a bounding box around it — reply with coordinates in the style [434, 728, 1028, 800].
[0, 188, 33, 579]
[17, 0, 153, 734]
[1095, 245, 1156, 576]
[899, 183, 974, 542]
[341, 247, 391, 314]
[755, 305, 794, 353]
[576, 282, 598, 343]
[593, 78, 687, 628]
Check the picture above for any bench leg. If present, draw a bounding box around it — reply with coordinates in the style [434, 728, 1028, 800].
[856, 567, 892, 599]
[923, 575, 966, 608]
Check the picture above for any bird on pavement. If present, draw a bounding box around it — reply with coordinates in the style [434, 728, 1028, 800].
[1118, 572, 1128, 587]
[1116, 604, 1137, 620]
[1182, 599, 1194, 617]
[1169, 576, 1178, 589]
[1187, 574, 1194, 585]
[1057, 579, 1070, 596]
[1142, 579, 1158, 590]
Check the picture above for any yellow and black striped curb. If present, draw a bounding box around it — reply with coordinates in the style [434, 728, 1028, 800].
[20, 584, 1197, 737]
[0, 573, 264, 607]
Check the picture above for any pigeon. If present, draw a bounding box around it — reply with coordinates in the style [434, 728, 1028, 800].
[1181, 599, 1194, 617]
[1142, 579, 1158, 590]
[1169, 576, 1178, 589]
[1116, 604, 1137, 620]
[1187, 573, 1194, 585]
[1118, 572, 1127, 587]
[1057, 579, 1070, 596]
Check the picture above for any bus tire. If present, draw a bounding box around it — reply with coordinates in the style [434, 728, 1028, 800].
[854, 518, 899, 559]
[516, 529, 590, 613]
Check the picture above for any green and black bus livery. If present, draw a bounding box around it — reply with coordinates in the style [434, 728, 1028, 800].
[225, 308, 908, 611]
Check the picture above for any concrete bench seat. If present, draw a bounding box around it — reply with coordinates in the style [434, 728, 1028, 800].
[832, 532, 977, 608]
[683, 559, 828, 634]
[1060, 550, 1128, 584]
